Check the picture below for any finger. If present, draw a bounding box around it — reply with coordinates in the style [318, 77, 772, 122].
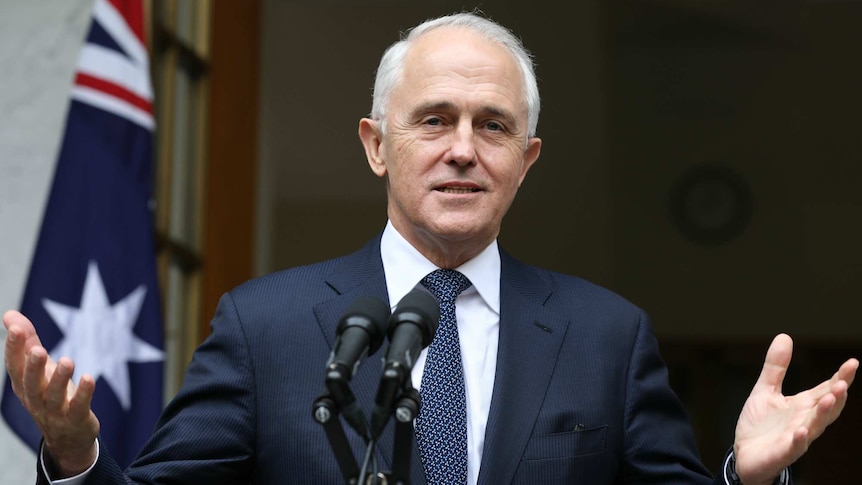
[836, 358, 858, 388]
[3, 310, 43, 348]
[4, 327, 25, 388]
[69, 374, 96, 421]
[823, 379, 849, 423]
[22, 347, 50, 408]
[4, 311, 41, 380]
[792, 426, 811, 455]
[796, 358, 859, 402]
[793, 359, 859, 420]
[816, 391, 837, 419]
[3, 310, 31, 332]
[44, 357, 74, 413]
[801, 378, 854, 442]
[801, 392, 838, 442]
[754, 334, 793, 393]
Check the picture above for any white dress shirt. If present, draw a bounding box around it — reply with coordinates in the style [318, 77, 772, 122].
[380, 221, 500, 485]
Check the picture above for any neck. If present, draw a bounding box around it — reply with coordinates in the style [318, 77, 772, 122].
[419, 243, 482, 270]
[391, 222, 494, 270]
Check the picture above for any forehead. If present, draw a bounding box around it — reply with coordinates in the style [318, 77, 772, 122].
[395, 26, 527, 115]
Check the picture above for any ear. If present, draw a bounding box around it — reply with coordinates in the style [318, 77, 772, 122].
[517, 136, 542, 186]
[359, 118, 387, 177]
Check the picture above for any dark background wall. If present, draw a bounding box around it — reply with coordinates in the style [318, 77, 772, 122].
[255, 1, 861, 481]
[608, 2, 862, 341]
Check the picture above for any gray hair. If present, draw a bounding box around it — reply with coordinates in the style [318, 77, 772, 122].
[370, 12, 540, 138]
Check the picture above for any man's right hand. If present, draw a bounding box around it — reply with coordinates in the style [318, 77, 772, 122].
[3, 310, 100, 478]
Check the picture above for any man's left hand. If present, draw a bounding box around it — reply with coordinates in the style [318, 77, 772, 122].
[733, 333, 858, 485]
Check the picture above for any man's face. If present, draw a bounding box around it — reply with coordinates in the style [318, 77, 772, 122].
[360, 27, 541, 261]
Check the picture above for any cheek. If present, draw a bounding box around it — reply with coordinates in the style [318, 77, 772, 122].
[386, 138, 424, 170]
[385, 158, 421, 195]
[391, 131, 424, 156]
[493, 157, 529, 188]
[480, 141, 529, 178]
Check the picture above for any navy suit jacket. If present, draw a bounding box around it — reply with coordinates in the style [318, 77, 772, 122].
[39, 235, 728, 484]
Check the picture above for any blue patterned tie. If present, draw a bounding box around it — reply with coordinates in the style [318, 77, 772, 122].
[415, 269, 472, 485]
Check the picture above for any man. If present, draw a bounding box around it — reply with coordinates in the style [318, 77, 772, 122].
[4, 12, 857, 485]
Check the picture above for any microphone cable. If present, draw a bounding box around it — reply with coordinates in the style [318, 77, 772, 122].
[357, 437, 379, 485]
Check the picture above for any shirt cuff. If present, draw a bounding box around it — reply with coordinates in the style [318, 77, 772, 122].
[40, 438, 99, 485]
[724, 451, 791, 485]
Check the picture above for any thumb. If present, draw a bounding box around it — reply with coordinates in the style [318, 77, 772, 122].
[754, 333, 794, 394]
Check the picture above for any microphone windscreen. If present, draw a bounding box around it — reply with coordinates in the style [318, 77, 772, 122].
[340, 295, 391, 354]
[389, 289, 440, 347]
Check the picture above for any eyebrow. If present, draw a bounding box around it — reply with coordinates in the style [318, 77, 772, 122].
[412, 101, 519, 127]
[410, 101, 457, 118]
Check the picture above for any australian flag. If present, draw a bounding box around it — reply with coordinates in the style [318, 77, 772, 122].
[1, 0, 164, 469]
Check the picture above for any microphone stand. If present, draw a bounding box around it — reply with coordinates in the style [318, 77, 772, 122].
[389, 387, 420, 485]
[312, 392, 361, 485]
[369, 361, 422, 485]
[317, 362, 407, 485]
[314, 368, 421, 485]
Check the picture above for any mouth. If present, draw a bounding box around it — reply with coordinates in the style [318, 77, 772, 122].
[434, 182, 482, 194]
[436, 187, 480, 194]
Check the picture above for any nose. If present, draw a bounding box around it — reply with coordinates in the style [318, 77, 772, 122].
[448, 121, 476, 166]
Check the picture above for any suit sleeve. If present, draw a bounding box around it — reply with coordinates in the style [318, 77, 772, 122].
[34, 292, 259, 485]
[126, 291, 257, 482]
[620, 310, 728, 485]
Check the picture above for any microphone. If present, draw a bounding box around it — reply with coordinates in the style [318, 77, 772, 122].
[327, 296, 390, 381]
[370, 288, 440, 438]
[325, 295, 390, 438]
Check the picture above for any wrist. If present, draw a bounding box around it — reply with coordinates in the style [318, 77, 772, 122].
[725, 451, 790, 485]
[43, 439, 98, 478]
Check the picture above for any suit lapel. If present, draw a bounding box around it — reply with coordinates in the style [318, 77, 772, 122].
[478, 252, 570, 485]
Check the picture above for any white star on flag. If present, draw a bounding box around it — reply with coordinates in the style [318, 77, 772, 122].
[42, 260, 164, 410]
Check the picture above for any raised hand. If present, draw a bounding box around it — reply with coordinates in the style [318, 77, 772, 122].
[733, 333, 858, 485]
[3, 310, 100, 478]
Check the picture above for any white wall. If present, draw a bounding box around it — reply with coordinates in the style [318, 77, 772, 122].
[0, 0, 92, 482]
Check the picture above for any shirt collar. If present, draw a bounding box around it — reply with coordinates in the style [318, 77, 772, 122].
[380, 221, 501, 314]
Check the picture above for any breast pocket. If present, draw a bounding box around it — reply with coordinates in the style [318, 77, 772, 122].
[521, 425, 607, 461]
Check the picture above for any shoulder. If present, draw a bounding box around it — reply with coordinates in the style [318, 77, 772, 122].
[216, 236, 383, 323]
[502, 250, 643, 319]
[228, 235, 383, 304]
[501, 251, 650, 356]
[230, 256, 345, 300]
[548, 269, 639, 316]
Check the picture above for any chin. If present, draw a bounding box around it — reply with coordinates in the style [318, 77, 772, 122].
[426, 218, 495, 244]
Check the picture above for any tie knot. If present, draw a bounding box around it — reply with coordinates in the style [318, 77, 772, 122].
[421, 269, 472, 303]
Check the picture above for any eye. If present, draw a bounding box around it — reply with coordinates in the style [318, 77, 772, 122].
[423, 117, 443, 126]
[483, 120, 511, 134]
